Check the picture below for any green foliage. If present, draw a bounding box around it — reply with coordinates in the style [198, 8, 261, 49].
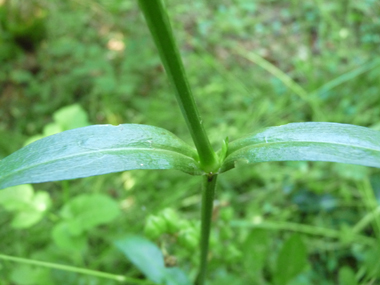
[25, 104, 90, 145]
[274, 234, 308, 285]
[0, 184, 50, 229]
[338, 267, 358, 285]
[221, 122, 380, 172]
[242, 229, 270, 280]
[10, 265, 51, 285]
[0, 124, 202, 189]
[0, 0, 47, 57]
[115, 235, 191, 285]
[53, 104, 90, 131]
[1, 0, 380, 284]
[52, 193, 120, 252]
[145, 208, 182, 239]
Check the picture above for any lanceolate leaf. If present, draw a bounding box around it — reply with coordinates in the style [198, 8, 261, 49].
[220, 122, 380, 172]
[0, 124, 202, 190]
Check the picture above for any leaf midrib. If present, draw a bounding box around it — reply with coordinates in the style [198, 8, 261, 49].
[0, 147, 200, 181]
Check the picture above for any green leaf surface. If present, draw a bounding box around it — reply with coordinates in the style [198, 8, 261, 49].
[53, 104, 90, 131]
[0, 184, 34, 211]
[274, 234, 307, 285]
[52, 222, 87, 252]
[0, 185, 51, 228]
[60, 193, 120, 235]
[0, 124, 202, 190]
[243, 229, 270, 274]
[221, 122, 380, 172]
[11, 265, 51, 285]
[338, 266, 358, 285]
[115, 235, 191, 285]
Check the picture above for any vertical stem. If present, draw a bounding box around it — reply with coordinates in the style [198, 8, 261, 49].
[137, 0, 219, 172]
[137, 1, 220, 282]
[196, 174, 218, 285]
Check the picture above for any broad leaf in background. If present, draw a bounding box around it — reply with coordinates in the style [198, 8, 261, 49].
[242, 229, 270, 279]
[338, 267, 358, 285]
[60, 193, 120, 235]
[221, 123, 380, 172]
[115, 235, 191, 285]
[52, 193, 120, 251]
[0, 124, 202, 190]
[52, 222, 88, 252]
[363, 244, 380, 279]
[24, 104, 90, 146]
[0, 184, 51, 228]
[10, 265, 52, 285]
[274, 234, 308, 285]
[53, 104, 90, 131]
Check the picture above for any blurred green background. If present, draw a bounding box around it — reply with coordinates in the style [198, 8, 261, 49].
[1, 0, 380, 284]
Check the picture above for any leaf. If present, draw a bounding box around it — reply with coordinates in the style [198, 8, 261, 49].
[0, 124, 202, 190]
[116, 235, 164, 284]
[0, 185, 51, 228]
[12, 210, 44, 229]
[274, 234, 307, 285]
[221, 122, 380, 172]
[60, 193, 120, 235]
[52, 222, 87, 252]
[115, 235, 191, 285]
[243, 229, 270, 273]
[338, 266, 358, 285]
[165, 267, 191, 285]
[0, 184, 34, 211]
[363, 244, 380, 278]
[53, 104, 90, 131]
[10, 265, 51, 285]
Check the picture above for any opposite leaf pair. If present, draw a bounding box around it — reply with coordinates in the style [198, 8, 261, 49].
[1, 121, 380, 190]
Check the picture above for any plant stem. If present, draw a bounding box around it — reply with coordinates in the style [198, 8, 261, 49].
[196, 174, 218, 285]
[0, 254, 154, 284]
[137, 0, 219, 172]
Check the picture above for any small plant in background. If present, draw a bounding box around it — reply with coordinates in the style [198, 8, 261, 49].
[0, 184, 51, 229]
[1, 0, 380, 284]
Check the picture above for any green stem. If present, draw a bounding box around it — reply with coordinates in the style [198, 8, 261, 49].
[0, 254, 153, 284]
[357, 179, 380, 239]
[353, 206, 380, 234]
[196, 174, 218, 285]
[137, 0, 218, 172]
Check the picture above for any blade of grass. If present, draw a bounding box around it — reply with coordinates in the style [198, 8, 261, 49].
[230, 220, 375, 246]
[352, 206, 380, 234]
[233, 46, 325, 120]
[190, 38, 261, 99]
[0, 254, 155, 284]
[356, 178, 380, 239]
[310, 58, 380, 97]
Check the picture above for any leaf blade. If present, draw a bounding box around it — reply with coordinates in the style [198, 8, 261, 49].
[115, 235, 192, 285]
[221, 122, 380, 172]
[0, 124, 202, 189]
[274, 234, 308, 285]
